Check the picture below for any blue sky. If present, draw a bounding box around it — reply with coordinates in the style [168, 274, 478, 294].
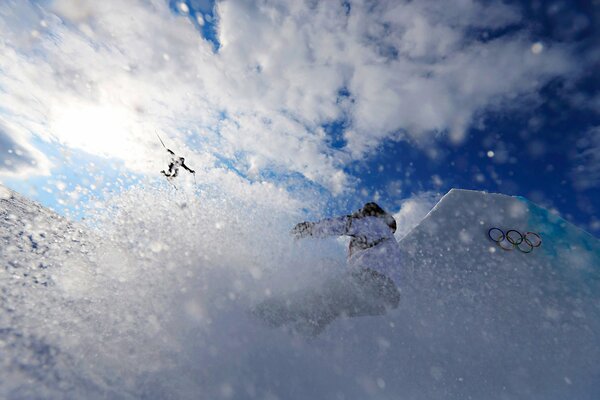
[0, 0, 598, 235]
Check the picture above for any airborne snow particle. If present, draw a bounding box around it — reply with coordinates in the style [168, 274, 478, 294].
[55, 181, 67, 191]
[0, 186, 10, 200]
[376, 337, 391, 350]
[196, 14, 205, 26]
[531, 42, 544, 54]
[564, 377, 572, 385]
[178, 2, 189, 14]
[487, 150, 495, 158]
[150, 241, 164, 253]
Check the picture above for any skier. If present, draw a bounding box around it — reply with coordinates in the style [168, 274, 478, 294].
[254, 202, 401, 336]
[161, 148, 195, 178]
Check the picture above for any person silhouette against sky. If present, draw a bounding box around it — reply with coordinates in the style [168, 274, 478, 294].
[161, 148, 195, 178]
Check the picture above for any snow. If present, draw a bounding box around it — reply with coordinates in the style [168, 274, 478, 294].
[1, 185, 599, 399]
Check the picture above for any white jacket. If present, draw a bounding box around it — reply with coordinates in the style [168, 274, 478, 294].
[309, 215, 402, 286]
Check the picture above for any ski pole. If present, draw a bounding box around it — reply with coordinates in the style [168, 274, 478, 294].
[156, 131, 167, 149]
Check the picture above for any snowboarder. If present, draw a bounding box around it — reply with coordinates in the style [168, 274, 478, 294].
[161, 148, 195, 178]
[253, 202, 401, 336]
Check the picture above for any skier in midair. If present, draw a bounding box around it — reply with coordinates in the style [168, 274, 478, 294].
[161, 148, 195, 178]
[254, 202, 401, 336]
[156, 132, 195, 180]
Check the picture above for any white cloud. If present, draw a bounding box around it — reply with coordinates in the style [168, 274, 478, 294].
[571, 126, 600, 191]
[0, 0, 582, 196]
[393, 191, 442, 240]
[0, 121, 52, 179]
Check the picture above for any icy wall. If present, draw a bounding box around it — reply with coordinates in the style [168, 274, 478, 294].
[1, 186, 599, 399]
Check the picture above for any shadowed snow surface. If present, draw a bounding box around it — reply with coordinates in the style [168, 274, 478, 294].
[1, 186, 599, 399]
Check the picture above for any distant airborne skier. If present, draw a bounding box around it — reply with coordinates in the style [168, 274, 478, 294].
[161, 148, 195, 178]
[254, 202, 401, 336]
[156, 132, 195, 180]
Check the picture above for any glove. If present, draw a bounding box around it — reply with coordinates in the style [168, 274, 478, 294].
[290, 221, 314, 239]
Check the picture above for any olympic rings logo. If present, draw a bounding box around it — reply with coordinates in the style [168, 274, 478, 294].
[487, 228, 542, 253]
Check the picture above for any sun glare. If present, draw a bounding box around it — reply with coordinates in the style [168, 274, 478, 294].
[51, 104, 137, 159]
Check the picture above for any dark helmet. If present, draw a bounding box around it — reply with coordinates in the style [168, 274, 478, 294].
[351, 202, 397, 233]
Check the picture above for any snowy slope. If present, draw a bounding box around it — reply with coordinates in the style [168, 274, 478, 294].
[1, 186, 599, 399]
[0, 187, 191, 399]
[0, 187, 97, 397]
